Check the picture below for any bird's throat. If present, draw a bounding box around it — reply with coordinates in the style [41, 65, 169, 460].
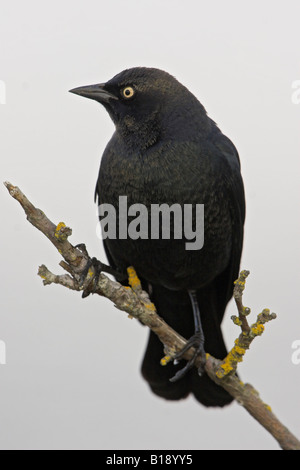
[119, 113, 161, 151]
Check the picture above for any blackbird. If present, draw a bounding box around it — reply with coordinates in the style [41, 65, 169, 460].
[70, 67, 245, 407]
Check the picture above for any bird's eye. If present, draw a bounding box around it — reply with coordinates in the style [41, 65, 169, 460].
[122, 86, 135, 99]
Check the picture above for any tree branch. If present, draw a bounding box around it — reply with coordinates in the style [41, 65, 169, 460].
[4, 181, 300, 450]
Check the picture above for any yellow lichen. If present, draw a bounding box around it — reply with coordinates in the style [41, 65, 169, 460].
[55, 222, 65, 231]
[216, 362, 234, 378]
[234, 345, 246, 355]
[144, 302, 156, 312]
[251, 324, 265, 336]
[127, 266, 142, 291]
[232, 315, 242, 326]
[216, 340, 246, 378]
[55, 222, 66, 239]
[160, 355, 171, 366]
[264, 403, 272, 412]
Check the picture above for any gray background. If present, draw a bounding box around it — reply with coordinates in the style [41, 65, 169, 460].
[1, 0, 299, 450]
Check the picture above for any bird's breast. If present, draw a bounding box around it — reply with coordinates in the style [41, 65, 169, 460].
[97, 138, 233, 289]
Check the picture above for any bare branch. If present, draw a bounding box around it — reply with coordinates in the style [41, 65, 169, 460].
[233, 269, 251, 333]
[205, 356, 300, 450]
[4, 181, 300, 450]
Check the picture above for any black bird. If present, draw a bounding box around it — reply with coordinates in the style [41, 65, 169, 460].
[70, 67, 245, 407]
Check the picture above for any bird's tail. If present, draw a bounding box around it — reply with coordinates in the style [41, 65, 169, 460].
[141, 283, 233, 407]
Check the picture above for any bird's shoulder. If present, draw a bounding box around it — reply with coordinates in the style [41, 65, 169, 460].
[96, 128, 244, 209]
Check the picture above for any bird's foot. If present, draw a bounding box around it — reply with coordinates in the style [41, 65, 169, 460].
[169, 332, 206, 382]
[75, 245, 103, 298]
[75, 243, 126, 298]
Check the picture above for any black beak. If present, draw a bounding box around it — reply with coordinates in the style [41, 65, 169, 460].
[69, 83, 118, 103]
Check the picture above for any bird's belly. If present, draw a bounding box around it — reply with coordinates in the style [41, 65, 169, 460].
[98, 147, 233, 290]
[103, 210, 232, 290]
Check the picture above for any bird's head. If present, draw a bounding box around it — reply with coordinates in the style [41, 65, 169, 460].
[70, 67, 208, 149]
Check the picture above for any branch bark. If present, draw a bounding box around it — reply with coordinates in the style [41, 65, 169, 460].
[4, 181, 300, 450]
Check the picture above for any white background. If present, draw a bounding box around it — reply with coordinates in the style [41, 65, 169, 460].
[1, 0, 299, 450]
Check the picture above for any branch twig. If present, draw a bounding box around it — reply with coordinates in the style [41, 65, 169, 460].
[4, 181, 300, 450]
[216, 272, 277, 379]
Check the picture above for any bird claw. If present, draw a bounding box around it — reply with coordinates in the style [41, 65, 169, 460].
[75, 243, 89, 258]
[75, 243, 127, 297]
[80, 257, 103, 298]
[74, 244, 103, 297]
[169, 333, 206, 382]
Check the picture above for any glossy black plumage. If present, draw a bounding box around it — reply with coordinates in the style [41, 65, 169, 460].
[70, 67, 245, 407]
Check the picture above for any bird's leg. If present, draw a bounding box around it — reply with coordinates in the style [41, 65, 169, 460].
[169, 290, 206, 382]
[75, 244, 127, 297]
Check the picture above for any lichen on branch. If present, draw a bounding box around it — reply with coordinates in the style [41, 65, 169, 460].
[216, 271, 277, 379]
[4, 181, 300, 450]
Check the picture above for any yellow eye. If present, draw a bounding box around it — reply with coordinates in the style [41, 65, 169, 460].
[122, 86, 135, 99]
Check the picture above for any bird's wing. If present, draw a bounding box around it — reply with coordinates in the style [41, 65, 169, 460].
[213, 133, 245, 318]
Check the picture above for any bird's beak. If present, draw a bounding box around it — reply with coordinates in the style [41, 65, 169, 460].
[69, 83, 118, 103]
